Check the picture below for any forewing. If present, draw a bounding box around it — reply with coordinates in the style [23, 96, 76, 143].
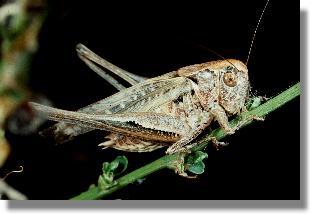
[39, 72, 192, 143]
[31, 102, 190, 143]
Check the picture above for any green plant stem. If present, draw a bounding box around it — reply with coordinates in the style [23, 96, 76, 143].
[73, 154, 179, 200]
[71, 82, 300, 200]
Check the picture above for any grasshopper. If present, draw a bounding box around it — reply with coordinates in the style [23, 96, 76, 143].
[30, 1, 270, 155]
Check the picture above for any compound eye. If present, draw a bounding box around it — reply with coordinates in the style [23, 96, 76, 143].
[226, 66, 233, 71]
[223, 71, 237, 87]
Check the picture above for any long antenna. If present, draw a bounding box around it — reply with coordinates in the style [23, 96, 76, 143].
[246, 0, 270, 66]
[189, 41, 240, 71]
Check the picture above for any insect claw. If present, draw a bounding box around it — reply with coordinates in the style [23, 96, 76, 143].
[235, 115, 265, 131]
[177, 172, 197, 179]
[166, 145, 191, 155]
[209, 136, 229, 150]
[251, 115, 265, 121]
[224, 128, 235, 135]
[98, 140, 114, 149]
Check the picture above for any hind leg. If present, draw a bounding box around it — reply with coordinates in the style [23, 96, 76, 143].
[76, 44, 147, 88]
[77, 54, 126, 91]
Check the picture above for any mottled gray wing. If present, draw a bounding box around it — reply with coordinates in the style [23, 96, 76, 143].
[40, 71, 183, 143]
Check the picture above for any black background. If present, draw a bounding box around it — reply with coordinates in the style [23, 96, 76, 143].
[2, 0, 300, 200]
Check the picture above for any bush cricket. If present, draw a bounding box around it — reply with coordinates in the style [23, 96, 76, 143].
[30, 0, 270, 155]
